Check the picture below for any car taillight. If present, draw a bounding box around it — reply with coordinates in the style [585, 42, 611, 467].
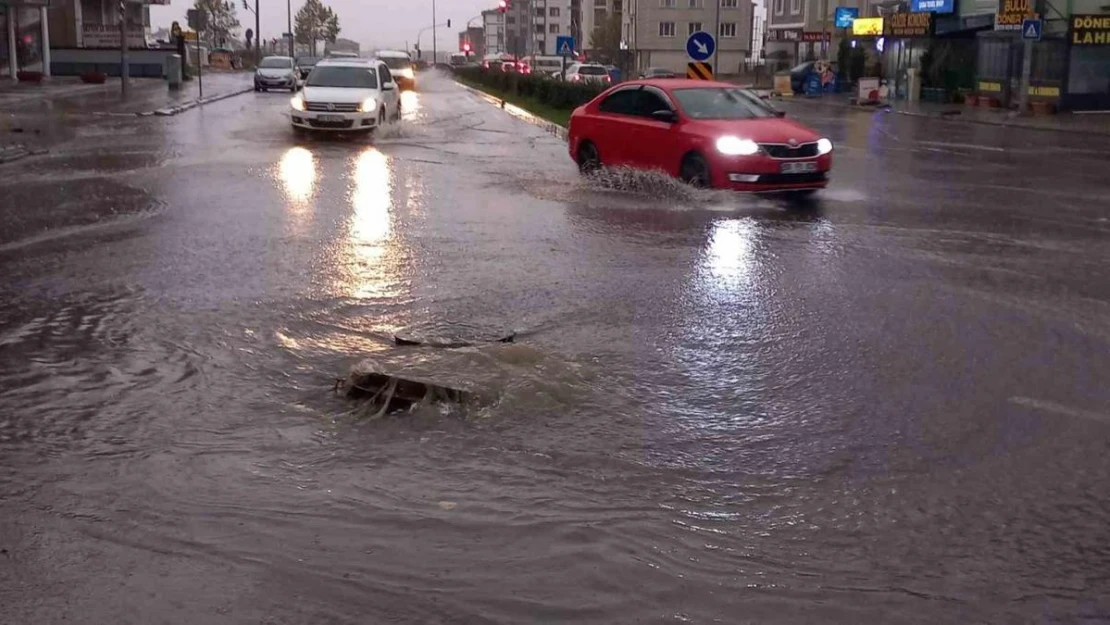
[572, 75, 581, 81]
[605, 75, 612, 83]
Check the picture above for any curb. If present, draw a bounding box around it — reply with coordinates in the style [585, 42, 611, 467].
[85, 86, 254, 118]
[153, 86, 254, 116]
[777, 95, 1110, 137]
[455, 81, 568, 142]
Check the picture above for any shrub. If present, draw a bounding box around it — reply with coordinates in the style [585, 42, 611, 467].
[455, 66, 605, 113]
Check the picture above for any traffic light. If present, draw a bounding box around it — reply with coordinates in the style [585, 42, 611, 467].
[498, 0, 508, 13]
[463, 41, 471, 58]
[447, 19, 451, 27]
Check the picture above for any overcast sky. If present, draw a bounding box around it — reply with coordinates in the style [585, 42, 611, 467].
[151, 0, 494, 52]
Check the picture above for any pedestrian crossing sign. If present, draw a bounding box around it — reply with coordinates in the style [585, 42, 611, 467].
[1022, 18, 1042, 40]
[556, 36, 575, 57]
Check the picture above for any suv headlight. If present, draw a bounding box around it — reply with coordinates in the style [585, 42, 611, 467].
[359, 97, 377, 113]
[290, 94, 305, 111]
[817, 138, 833, 155]
[716, 136, 760, 156]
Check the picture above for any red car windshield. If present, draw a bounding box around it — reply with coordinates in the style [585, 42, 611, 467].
[671, 88, 776, 120]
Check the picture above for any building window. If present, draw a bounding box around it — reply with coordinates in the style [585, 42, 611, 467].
[720, 22, 737, 37]
[594, 0, 606, 6]
[774, 0, 784, 14]
[660, 0, 676, 7]
[507, 15, 516, 24]
[659, 21, 676, 37]
[688, 22, 702, 36]
[550, 7, 561, 16]
[688, 0, 703, 7]
[536, 23, 545, 33]
[550, 23, 560, 33]
[536, 7, 545, 16]
[721, 0, 738, 6]
[790, 0, 800, 14]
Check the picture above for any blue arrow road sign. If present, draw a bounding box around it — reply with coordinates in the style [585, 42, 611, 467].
[1022, 18, 1042, 40]
[556, 35, 575, 56]
[686, 31, 715, 62]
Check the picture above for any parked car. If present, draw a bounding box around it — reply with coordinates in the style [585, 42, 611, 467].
[376, 49, 416, 91]
[567, 79, 832, 194]
[289, 58, 401, 135]
[563, 63, 611, 85]
[255, 56, 299, 92]
[640, 67, 676, 79]
[295, 56, 320, 80]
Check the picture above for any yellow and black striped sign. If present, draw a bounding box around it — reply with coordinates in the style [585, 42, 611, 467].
[686, 62, 714, 81]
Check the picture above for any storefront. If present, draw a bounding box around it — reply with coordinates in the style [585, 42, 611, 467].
[2, 0, 51, 79]
[1064, 13, 1110, 110]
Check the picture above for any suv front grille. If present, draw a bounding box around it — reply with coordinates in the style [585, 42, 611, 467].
[760, 143, 819, 159]
[305, 102, 360, 112]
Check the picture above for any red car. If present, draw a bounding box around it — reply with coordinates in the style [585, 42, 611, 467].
[568, 79, 833, 193]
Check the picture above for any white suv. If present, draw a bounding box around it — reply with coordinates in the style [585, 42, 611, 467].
[289, 58, 401, 134]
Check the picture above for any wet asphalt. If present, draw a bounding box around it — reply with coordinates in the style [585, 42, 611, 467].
[1, 72, 1109, 624]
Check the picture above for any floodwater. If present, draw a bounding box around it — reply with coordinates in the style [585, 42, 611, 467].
[1, 73, 1109, 624]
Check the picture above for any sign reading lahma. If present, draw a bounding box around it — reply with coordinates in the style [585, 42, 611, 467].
[995, 0, 1038, 31]
[1070, 14, 1110, 45]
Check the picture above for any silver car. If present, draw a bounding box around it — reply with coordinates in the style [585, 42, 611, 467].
[563, 63, 611, 85]
[255, 56, 299, 92]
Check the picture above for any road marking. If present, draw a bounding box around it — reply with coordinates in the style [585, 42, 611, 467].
[917, 140, 1005, 152]
[1010, 397, 1110, 424]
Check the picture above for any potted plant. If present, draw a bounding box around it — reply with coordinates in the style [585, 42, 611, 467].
[80, 71, 108, 84]
[16, 70, 44, 83]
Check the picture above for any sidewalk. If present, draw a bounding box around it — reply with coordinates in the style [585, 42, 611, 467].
[0, 71, 253, 116]
[776, 91, 1110, 136]
[0, 71, 253, 164]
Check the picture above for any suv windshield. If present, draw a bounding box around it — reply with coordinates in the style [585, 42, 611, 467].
[578, 65, 608, 75]
[259, 58, 292, 69]
[380, 57, 411, 70]
[672, 88, 776, 120]
[306, 66, 379, 88]
[296, 57, 319, 67]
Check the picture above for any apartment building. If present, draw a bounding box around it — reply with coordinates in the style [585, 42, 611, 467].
[482, 9, 504, 55]
[624, 0, 755, 75]
[528, 0, 574, 56]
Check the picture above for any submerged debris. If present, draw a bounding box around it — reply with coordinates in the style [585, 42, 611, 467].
[392, 321, 515, 348]
[339, 357, 470, 418]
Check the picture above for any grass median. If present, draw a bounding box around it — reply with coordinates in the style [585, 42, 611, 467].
[455, 76, 573, 128]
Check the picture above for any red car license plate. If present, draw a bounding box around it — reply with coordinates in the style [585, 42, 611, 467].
[781, 161, 818, 174]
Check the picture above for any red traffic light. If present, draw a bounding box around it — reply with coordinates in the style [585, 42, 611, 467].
[463, 42, 472, 52]
[498, 0, 508, 12]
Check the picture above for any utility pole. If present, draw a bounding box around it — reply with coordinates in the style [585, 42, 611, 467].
[288, 0, 294, 57]
[119, 0, 129, 97]
[713, 0, 721, 75]
[820, 0, 829, 58]
[432, 0, 437, 65]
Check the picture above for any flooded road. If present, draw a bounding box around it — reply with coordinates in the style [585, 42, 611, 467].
[2, 74, 1109, 624]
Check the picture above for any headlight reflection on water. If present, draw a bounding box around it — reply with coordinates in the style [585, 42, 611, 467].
[703, 218, 759, 292]
[343, 147, 400, 301]
[278, 146, 317, 204]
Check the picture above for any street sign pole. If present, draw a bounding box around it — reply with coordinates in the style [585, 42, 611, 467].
[255, 0, 261, 65]
[432, 0, 437, 66]
[1017, 17, 1042, 115]
[287, 0, 294, 57]
[119, 0, 129, 97]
